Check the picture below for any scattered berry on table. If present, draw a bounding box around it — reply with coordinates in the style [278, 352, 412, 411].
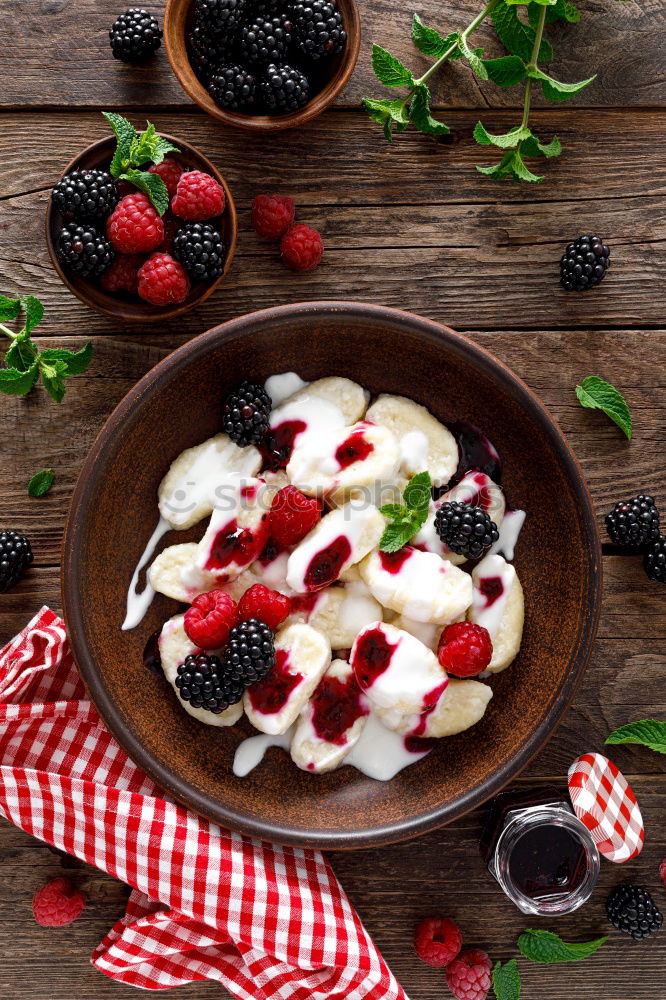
[413, 916, 462, 968]
[137, 252, 190, 305]
[435, 502, 499, 560]
[260, 63, 311, 113]
[437, 622, 493, 677]
[107, 192, 165, 254]
[173, 222, 227, 280]
[109, 8, 162, 63]
[222, 379, 272, 446]
[57, 222, 115, 278]
[560, 235, 610, 292]
[99, 253, 142, 293]
[194, 0, 248, 37]
[241, 14, 293, 64]
[644, 535, 666, 583]
[175, 652, 244, 712]
[184, 590, 239, 648]
[280, 223, 323, 271]
[209, 64, 257, 111]
[32, 877, 86, 927]
[0, 530, 34, 593]
[51, 168, 119, 221]
[606, 884, 663, 940]
[147, 158, 184, 201]
[238, 583, 291, 630]
[270, 485, 322, 546]
[222, 618, 276, 685]
[293, 0, 347, 61]
[605, 494, 660, 549]
[172, 170, 226, 221]
[445, 949, 492, 1000]
[251, 193, 295, 239]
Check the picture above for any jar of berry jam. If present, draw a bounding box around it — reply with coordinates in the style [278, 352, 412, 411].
[480, 787, 600, 915]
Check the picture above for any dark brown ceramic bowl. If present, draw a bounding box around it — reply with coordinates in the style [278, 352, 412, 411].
[62, 302, 602, 848]
[46, 135, 237, 323]
[164, 0, 361, 131]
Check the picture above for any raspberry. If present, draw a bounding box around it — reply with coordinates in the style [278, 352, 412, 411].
[445, 949, 492, 1000]
[32, 877, 86, 927]
[172, 170, 226, 221]
[137, 252, 190, 305]
[252, 193, 295, 240]
[107, 192, 164, 253]
[413, 916, 462, 968]
[99, 253, 142, 293]
[280, 223, 323, 271]
[184, 590, 239, 648]
[270, 485, 322, 546]
[238, 583, 291, 629]
[437, 622, 493, 677]
[148, 158, 184, 201]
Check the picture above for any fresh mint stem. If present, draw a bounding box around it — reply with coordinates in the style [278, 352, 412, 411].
[0, 324, 17, 340]
[520, 4, 547, 129]
[417, 0, 500, 89]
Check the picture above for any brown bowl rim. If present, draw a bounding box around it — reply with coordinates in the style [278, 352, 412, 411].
[61, 301, 602, 849]
[164, 0, 362, 131]
[45, 133, 238, 323]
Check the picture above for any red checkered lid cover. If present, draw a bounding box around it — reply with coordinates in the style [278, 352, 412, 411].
[568, 752, 644, 863]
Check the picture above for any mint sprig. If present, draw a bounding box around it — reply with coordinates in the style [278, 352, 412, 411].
[379, 471, 432, 552]
[606, 719, 666, 755]
[575, 376, 632, 439]
[517, 929, 607, 964]
[492, 958, 521, 1000]
[103, 112, 179, 215]
[0, 294, 93, 402]
[28, 469, 55, 498]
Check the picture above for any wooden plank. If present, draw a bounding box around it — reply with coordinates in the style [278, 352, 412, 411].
[2, 0, 664, 108]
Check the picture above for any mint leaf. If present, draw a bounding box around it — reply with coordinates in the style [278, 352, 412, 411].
[363, 97, 409, 140]
[28, 468, 55, 498]
[528, 0, 580, 24]
[510, 148, 543, 182]
[482, 55, 527, 87]
[402, 471, 432, 517]
[518, 929, 607, 964]
[411, 15, 455, 58]
[527, 66, 596, 101]
[104, 112, 138, 177]
[379, 520, 415, 553]
[606, 719, 666, 755]
[131, 122, 180, 166]
[38, 342, 93, 376]
[521, 133, 561, 158]
[575, 376, 632, 439]
[6, 334, 39, 372]
[478, 148, 543, 183]
[506, 0, 557, 5]
[409, 86, 450, 136]
[21, 295, 44, 335]
[0, 363, 39, 396]
[492, 2, 553, 63]
[0, 294, 21, 322]
[379, 472, 432, 551]
[477, 151, 515, 180]
[371, 45, 414, 87]
[474, 122, 531, 148]
[120, 168, 170, 216]
[39, 358, 69, 403]
[457, 32, 488, 79]
[492, 959, 521, 1000]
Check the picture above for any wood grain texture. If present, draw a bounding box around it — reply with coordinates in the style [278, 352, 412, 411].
[2, 0, 665, 108]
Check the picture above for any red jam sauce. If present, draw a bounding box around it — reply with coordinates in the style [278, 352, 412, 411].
[289, 592, 320, 615]
[352, 626, 397, 689]
[508, 825, 588, 899]
[310, 673, 369, 744]
[334, 429, 374, 470]
[261, 419, 307, 470]
[203, 517, 268, 574]
[247, 649, 303, 715]
[449, 421, 502, 487]
[378, 547, 413, 574]
[303, 536, 351, 591]
[478, 576, 504, 606]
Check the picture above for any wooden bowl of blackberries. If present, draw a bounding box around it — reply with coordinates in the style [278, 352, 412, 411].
[164, 0, 361, 131]
[46, 115, 237, 323]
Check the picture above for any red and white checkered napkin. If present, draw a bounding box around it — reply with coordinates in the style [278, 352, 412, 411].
[0, 607, 407, 998]
[568, 752, 644, 863]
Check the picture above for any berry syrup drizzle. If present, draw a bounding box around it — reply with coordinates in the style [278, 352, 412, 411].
[447, 421, 502, 490]
[309, 673, 369, 745]
[351, 626, 398, 689]
[303, 536, 352, 590]
[334, 427, 374, 470]
[247, 649, 303, 715]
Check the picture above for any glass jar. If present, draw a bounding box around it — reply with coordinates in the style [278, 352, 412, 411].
[480, 787, 600, 916]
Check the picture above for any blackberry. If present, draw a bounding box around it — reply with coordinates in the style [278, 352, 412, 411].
[434, 501, 499, 559]
[173, 222, 227, 280]
[109, 8, 162, 63]
[208, 63, 257, 110]
[57, 223, 115, 279]
[605, 494, 660, 549]
[560, 235, 610, 292]
[260, 62, 310, 113]
[51, 169, 119, 222]
[293, 0, 346, 60]
[0, 530, 34, 593]
[222, 379, 272, 445]
[644, 535, 666, 583]
[188, 24, 227, 81]
[240, 14, 293, 64]
[175, 652, 244, 713]
[194, 0, 247, 37]
[222, 619, 276, 685]
[607, 885, 663, 940]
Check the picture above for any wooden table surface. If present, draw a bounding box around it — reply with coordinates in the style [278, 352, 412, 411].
[1, 1, 665, 997]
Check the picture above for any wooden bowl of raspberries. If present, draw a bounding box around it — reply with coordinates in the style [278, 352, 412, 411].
[164, 0, 361, 131]
[46, 114, 237, 322]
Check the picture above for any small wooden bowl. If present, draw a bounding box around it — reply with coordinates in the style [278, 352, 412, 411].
[46, 134, 237, 323]
[164, 0, 361, 131]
